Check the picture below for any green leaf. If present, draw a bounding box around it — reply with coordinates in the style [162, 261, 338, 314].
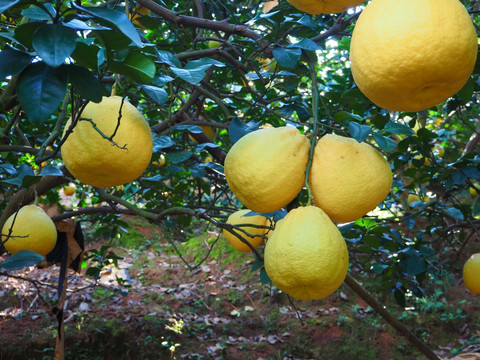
[168, 150, 192, 164]
[445, 207, 464, 220]
[289, 38, 322, 51]
[71, 42, 100, 69]
[251, 259, 264, 273]
[141, 85, 168, 105]
[73, 4, 142, 48]
[383, 122, 415, 136]
[272, 47, 302, 69]
[153, 136, 175, 152]
[259, 267, 271, 284]
[156, 50, 182, 68]
[348, 121, 371, 142]
[67, 64, 103, 103]
[21, 3, 56, 20]
[185, 58, 225, 69]
[457, 78, 474, 103]
[334, 110, 364, 123]
[15, 22, 43, 49]
[0, 48, 32, 81]
[17, 62, 68, 123]
[0, 250, 45, 270]
[174, 125, 204, 134]
[39, 165, 65, 177]
[109, 52, 156, 84]
[32, 23, 78, 67]
[373, 133, 397, 153]
[0, 0, 21, 13]
[229, 118, 261, 144]
[170, 67, 209, 85]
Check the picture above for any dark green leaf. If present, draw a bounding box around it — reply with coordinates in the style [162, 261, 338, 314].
[445, 207, 464, 220]
[168, 150, 192, 164]
[153, 136, 175, 151]
[141, 85, 168, 105]
[22, 175, 42, 188]
[251, 259, 264, 272]
[21, 3, 56, 20]
[372, 263, 389, 274]
[15, 22, 43, 49]
[171, 66, 208, 85]
[73, 4, 142, 48]
[272, 47, 302, 69]
[348, 121, 371, 142]
[297, 15, 318, 29]
[110, 52, 156, 84]
[0, 48, 32, 81]
[0, 250, 44, 270]
[39, 165, 65, 177]
[260, 267, 271, 284]
[17, 62, 68, 123]
[384, 122, 415, 136]
[289, 38, 322, 51]
[393, 288, 406, 308]
[229, 118, 261, 144]
[373, 133, 397, 153]
[63, 19, 110, 31]
[67, 64, 103, 103]
[334, 110, 363, 123]
[0, 0, 21, 13]
[457, 78, 474, 103]
[71, 41, 99, 69]
[185, 58, 225, 69]
[156, 50, 182, 67]
[33, 23, 78, 67]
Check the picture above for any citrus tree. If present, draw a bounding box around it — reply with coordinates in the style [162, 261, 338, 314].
[1, 0, 480, 358]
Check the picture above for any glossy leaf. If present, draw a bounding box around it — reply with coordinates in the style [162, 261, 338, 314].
[21, 3, 56, 20]
[272, 47, 302, 69]
[17, 62, 68, 123]
[142, 85, 168, 105]
[228, 118, 261, 144]
[0, 251, 44, 270]
[348, 121, 371, 142]
[109, 52, 156, 84]
[33, 23, 78, 67]
[67, 64, 103, 103]
[0, 0, 21, 13]
[73, 4, 142, 48]
[0, 48, 32, 81]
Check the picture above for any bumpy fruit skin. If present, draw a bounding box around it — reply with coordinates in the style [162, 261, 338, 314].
[309, 134, 392, 223]
[61, 96, 153, 188]
[287, 0, 363, 14]
[264, 206, 349, 300]
[223, 209, 267, 252]
[2, 205, 57, 256]
[349, 0, 477, 112]
[463, 253, 480, 294]
[224, 126, 310, 213]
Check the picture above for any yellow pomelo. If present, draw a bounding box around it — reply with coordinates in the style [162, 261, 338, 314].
[309, 134, 392, 223]
[463, 253, 480, 294]
[61, 96, 153, 188]
[287, 0, 364, 14]
[264, 206, 349, 300]
[223, 209, 267, 252]
[350, 0, 478, 112]
[224, 126, 310, 213]
[2, 205, 57, 256]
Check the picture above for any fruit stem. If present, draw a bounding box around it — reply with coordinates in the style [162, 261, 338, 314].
[303, 52, 320, 206]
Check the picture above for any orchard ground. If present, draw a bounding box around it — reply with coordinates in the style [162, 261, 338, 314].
[0, 216, 479, 360]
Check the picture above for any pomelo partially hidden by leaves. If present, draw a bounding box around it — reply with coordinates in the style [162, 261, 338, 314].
[224, 126, 310, 213]
[309, 134, 392, 223]
[2, 205, 57, 256]
[223, 209, 268, 252]
[463, 253, 480, 294]
[287, 0, 363, 14]
[264, 206, 349, 300]
[61, 96, 153, 188]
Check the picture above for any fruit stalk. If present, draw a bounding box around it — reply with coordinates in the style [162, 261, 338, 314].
[344, 274, 440, 360]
